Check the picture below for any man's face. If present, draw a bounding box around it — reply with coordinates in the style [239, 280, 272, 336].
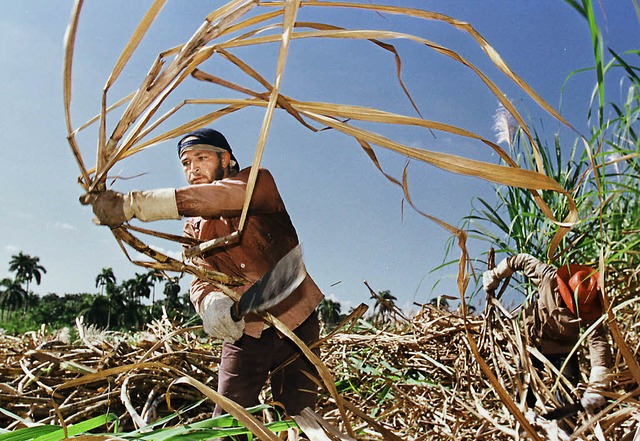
[180, 149, 230, 185]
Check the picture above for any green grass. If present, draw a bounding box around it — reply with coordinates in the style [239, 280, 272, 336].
[0, 406, 297, 441]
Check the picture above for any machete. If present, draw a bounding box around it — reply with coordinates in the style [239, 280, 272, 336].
[230, 244, 306, 321]
[542, 401, 583, 420]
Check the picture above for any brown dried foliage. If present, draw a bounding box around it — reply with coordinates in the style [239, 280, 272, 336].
[2, 298, 640, 439]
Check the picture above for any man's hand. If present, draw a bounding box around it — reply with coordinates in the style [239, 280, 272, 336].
[80, 188, 180, 227]
[581, 390, 606, 413]
[482, 258, 513, 293]
[482, 270, 501, 293]
[200, 292, 245, 343]
[581, 365, 610, 413]
[524, 409, 570, 441]
[81, 190, 130, 228]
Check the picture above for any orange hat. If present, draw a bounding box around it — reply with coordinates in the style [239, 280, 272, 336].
[556, 265, 603, 321]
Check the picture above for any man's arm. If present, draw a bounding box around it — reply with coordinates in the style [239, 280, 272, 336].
[176, 168, 284, 218]
[83, 189, 180, 227]
[86, 168, 283, 227]
[483, 253, 556, 293]
[580, 321, 613, 413]
[589, 322, 614, 369]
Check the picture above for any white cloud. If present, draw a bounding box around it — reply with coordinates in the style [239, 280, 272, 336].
[135, 245, 183, 262]
[9, 209, 32, 220]
[51, 222, 76, 231]
[4, 245, 19, 254]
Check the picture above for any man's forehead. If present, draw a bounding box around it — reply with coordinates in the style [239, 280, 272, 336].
[180, 146, 227, 159]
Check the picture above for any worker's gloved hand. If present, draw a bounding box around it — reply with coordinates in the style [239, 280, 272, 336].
[482, 258, 513, 293]
[84, 190, 130, 228]
[581, 366, 610, 413]
[200, 291, 245, 343]
[81, 189, 180, 228]
[525, 409, 569, 441]
[581, 390, 606, 413]
[524, 409, 540, 426]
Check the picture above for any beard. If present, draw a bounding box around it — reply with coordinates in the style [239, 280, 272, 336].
[213, 161, 227, 181]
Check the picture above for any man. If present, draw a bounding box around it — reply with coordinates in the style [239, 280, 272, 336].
[482, 253, 613, 415]
[88, 128, 324, 417]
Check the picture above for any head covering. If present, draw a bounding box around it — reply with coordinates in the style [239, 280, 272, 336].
[556, 264, 603, 321]
[177, 128, 240, 173]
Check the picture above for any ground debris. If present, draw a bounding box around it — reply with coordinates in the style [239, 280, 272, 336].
[1, 303, 639, 440]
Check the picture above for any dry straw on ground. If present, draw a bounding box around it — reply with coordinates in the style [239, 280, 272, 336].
[2, 298, 640, 439]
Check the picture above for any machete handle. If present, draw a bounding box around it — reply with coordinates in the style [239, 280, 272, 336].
[230, 301, 243, 322]
[485, 247, 497, 297]
[488, 247, 496, 271]
[542, 401, 583, 420]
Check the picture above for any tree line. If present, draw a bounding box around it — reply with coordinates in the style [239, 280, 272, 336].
[1, 252, 408, 335]
[0, 252, 192, 334]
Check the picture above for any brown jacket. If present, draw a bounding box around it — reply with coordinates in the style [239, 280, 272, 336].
[175, 167, 324, 338]
[506, 253, 612, 369]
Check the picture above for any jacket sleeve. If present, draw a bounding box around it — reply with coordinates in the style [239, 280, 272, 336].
[175, 168, 285, 218]
[505, 253, 556, 285]
[588, 321, 614, 369]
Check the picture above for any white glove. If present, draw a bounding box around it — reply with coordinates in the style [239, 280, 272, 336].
[524, 410, 570, 441]
[200, 292, 245, 343]
[524, 409, 539, 426]
[581, 391, 606, 413]
[482, 258, 513, 293]
[123, 189, 181, 222]
[86, 189, 180, 228]
[581, 366, 610, 413]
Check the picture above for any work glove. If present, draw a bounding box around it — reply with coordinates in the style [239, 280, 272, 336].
[482, 258, 513, 293]
[200, 291, 245, 343]
[524, 410, 569, 441]
[82, 189, 180, 228]
[581, 366, 610, 413]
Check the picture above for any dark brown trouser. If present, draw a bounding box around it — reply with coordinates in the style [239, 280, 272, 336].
[214, 313, 320, 417]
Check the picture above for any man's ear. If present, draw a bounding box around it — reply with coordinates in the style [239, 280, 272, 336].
[221, 151, 231, 168]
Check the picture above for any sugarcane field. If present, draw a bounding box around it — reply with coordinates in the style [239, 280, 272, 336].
[1, 1, 639, 440]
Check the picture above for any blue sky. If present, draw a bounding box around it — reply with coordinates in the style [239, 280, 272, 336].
[1, 1, 638, 314]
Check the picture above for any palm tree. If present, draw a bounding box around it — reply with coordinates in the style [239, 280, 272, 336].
[94, 268, 118, 328]
[317, 298, 342, 330]
[23, 291, 40, 313]
[8, 252, 46, 294]
[163, 277, 182, 316]
[146, 270, 164, 306]
[372, 289, 397, 324]
[0, 277, 27, 319]
[86, 295, 112, 329]
[95, 267, 116, 295]
[429, 295, 451, 311]
[104, 282, 127, 329]
[131, 273, 153, 303]
[120, 273, 153, 329]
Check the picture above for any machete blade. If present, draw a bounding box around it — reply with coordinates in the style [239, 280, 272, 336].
[542, 401, 583, 420]
[230, 244, 306, 321]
